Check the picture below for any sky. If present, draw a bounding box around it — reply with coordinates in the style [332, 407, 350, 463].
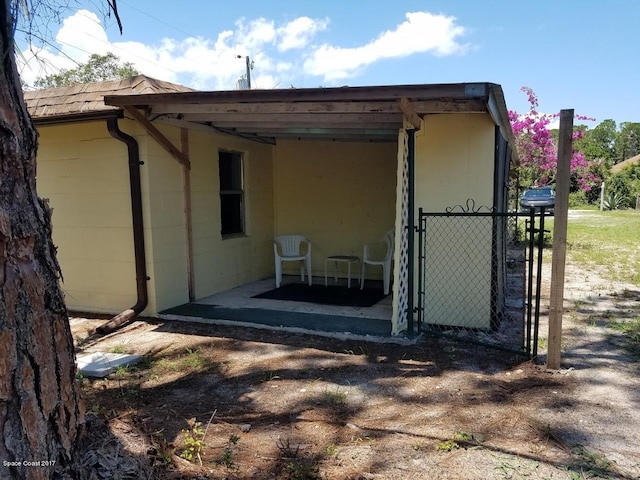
[15, 0, 640, 127]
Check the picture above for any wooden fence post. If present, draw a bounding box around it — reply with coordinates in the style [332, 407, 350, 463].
[547, 109, 573, 369]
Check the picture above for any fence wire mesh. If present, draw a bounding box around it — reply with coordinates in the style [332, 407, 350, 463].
[417, 207, 543, 356]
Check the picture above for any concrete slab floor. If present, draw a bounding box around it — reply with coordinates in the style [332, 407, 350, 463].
[193, 275, 393, 320]
[155, 275, 411, 342]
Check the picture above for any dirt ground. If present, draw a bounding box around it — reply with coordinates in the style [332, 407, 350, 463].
[69, 263, 640, 479]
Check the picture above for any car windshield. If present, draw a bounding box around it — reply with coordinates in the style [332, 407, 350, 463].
[524, 188, 553, 197]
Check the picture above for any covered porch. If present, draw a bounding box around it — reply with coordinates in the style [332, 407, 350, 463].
[101, 82, 512, 337]
[159, 275, 397, 341]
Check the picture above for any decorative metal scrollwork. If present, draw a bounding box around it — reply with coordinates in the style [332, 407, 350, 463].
[445, 198, 495, 214]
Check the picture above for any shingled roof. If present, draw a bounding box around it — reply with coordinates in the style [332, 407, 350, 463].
[611, 153, 640, 174]
[24, 74, 195, 124]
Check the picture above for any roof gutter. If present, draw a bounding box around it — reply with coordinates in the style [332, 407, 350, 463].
[97, 118, 148, 334]
[31, 110, 123, 127]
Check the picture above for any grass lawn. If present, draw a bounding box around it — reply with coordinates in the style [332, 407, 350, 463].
[548, 208, 640, 358]
[548, 209, 640, 285]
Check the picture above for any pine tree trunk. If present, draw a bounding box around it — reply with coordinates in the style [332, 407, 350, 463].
[0, 2, 84, 479]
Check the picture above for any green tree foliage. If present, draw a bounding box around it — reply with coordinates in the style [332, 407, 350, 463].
[607, 162, 640, 209]
[575, 119, 617, 168]
[570, 119, 640, 205]
[34, 52, 138, 88]
[614, 122, 640, 163]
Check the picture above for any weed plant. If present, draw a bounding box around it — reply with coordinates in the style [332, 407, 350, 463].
[180, 421, 206, 464]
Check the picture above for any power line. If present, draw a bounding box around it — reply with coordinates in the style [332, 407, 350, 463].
[20, 4, 250, 89]
[35, 8, 185, 79]
[116, 0, 194, 38]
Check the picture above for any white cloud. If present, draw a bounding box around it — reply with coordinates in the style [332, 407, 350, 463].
[304, 12, 469, 81]
[18, 9, 470, 90]
[55, 10, 109, 60]
[18, 10, 309, 90]
[277, 16, 329, 51]
[234, 18, 277, 50]
[18, 10, 106, 86]
[546, 118, 560, 130]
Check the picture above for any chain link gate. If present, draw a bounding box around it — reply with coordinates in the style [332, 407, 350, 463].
[416, 201, 548, 358]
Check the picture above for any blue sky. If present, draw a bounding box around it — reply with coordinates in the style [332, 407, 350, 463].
[17, 0, 640, 127]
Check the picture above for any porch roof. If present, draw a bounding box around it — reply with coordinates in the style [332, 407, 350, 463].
[103, 81, 514, 144]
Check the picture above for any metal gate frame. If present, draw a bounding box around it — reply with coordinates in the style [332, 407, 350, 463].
[415, 202, 549, 358]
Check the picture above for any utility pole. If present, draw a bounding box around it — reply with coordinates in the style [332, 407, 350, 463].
[245, 55, 251, 89]
[236, 55, 253, 89]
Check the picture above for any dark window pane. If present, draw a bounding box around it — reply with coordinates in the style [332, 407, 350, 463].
[218, 151, 242, 190]
[218, 150, 244, 236]
[220, 194, 243, 235]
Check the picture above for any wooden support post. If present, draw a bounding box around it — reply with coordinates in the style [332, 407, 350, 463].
[547, 109, 573, 369]
[181, 128, 195, 302]
[398, 98, 422, 130]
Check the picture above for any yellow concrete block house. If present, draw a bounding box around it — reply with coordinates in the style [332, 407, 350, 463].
[25, 76, 516, 338]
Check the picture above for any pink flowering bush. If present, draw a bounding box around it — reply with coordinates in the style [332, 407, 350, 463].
[509, 87, 599, 191]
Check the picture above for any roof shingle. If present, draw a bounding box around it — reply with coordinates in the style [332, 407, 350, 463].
[23, 75, 195, 120]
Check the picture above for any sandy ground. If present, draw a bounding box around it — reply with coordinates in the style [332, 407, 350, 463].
[68, 259, 640, 479]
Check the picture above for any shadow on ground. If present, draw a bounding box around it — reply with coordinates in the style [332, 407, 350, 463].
[69, 311, 640, 479]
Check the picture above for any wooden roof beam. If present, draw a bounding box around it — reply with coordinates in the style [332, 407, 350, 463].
[124, 106, 190, 169]
[176, 112, 402, 124]
[253, 131, 397, 142]
[206, 121, 401, 130]
[230, 127, 398, 135]
[105, 82, 492, 106]
[148, 99, 487, 116]
[399, 98, 422, 130]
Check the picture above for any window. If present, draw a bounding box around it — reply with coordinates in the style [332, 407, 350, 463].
[218, 150, 244, 236]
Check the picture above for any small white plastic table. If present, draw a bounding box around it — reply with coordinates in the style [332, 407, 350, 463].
[324, 255, 360, 288]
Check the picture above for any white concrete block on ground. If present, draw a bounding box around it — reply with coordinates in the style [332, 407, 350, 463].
[76, 352, 142, 377]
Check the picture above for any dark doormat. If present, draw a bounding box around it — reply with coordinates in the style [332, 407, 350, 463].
[253, 283, 387, 307]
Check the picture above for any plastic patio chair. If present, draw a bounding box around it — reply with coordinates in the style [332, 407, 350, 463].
[360, 228, 394, 295]
[273, 235, 312, 288]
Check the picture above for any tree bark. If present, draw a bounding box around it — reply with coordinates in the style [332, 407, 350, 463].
[0, 2, 84, 478]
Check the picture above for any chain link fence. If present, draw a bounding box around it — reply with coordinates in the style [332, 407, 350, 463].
[417, 204, 546, 356]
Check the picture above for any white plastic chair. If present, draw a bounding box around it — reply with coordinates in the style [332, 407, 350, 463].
[273, 235, 312, 288]
[360, 229, 394, 295]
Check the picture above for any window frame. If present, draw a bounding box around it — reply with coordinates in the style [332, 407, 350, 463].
[218, 149, 245, 238]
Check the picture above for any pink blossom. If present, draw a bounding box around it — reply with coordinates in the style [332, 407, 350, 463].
[510, 87, 600, 192]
